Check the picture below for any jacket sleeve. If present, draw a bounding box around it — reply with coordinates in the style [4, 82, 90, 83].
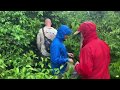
[75, 48, 93, 77]
[50, 45, 68, 65]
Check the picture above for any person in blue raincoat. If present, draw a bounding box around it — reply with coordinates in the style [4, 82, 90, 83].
[50, 25, 74, 75]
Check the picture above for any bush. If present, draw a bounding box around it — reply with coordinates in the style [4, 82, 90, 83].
[0, 11, 120, 79]
[110, 60, 120, 79]
[0, 51, 58, 79]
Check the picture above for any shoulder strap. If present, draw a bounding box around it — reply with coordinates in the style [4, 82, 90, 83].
[42, 28, 52, 41]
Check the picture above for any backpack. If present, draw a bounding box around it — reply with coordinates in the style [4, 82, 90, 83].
[42, 28, 52, 53]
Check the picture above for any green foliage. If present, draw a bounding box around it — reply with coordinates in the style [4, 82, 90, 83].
[109, 60, 120, 79]
[0, 11, 58, 79]
[62, 63, 76, 79]
[0, 11, 120, 79]
[0, 52, 57, 79]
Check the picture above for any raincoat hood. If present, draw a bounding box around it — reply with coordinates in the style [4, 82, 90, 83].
[56, 25, 72, 41]
[78, 21, 98, 47]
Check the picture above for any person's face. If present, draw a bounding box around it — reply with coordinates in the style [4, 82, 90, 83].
[80, 33, 84, 41]
[81, 33, 83, 38]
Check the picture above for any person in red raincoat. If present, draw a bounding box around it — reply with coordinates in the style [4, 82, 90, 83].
[74, 21, 110, 79]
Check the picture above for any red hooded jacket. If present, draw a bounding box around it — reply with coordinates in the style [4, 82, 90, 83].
[75, 21, 110, 79]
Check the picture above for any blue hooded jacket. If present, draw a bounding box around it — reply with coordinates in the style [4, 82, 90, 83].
[50, 25, 72, 75]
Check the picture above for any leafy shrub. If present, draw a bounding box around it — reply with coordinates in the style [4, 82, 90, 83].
[0, 51, 58, 79]
[0, 11, 120, 79]
[109, 60, 120, 79]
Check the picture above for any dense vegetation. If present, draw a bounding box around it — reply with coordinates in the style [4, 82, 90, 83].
[0, 11, 120, 79]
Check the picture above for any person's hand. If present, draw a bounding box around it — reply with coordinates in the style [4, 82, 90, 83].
[75, 61, 79, 66]
[68, 53, 74, 58]
[68, 58, 74, 63]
